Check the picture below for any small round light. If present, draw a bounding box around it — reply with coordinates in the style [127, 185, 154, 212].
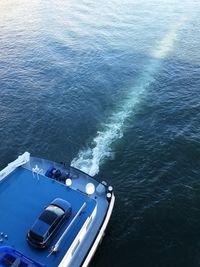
[106, 192, 112, 199]
[108, 186, 113, 192]
[85, 183, 95, 195]
[65, 178, 72, 186]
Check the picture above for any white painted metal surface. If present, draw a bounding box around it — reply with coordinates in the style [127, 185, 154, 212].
[82, 193, 115, 267]
[0, 152, 30, 181]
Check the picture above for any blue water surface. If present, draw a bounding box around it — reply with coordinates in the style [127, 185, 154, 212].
[1, 0, 200, 266]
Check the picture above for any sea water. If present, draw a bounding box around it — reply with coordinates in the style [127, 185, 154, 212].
[1, 1, 200, 266]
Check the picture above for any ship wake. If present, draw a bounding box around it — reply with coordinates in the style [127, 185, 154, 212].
[71, 17, 186, 176]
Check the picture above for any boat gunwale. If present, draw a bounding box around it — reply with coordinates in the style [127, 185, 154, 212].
[81, 192, 115, 267]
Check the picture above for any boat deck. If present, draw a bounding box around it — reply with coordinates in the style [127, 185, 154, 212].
[0, 166, 97, 267]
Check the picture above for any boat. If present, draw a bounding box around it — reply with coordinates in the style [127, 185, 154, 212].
[0, 152, 115, 267]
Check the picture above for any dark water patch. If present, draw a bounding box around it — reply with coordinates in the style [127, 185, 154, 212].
[1, 1, 200, 266]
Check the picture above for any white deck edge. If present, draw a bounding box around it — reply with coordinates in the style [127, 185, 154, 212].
[58, 205, 97, 267]
[0, 152, 30, 182]
[81, 193, 115, 267]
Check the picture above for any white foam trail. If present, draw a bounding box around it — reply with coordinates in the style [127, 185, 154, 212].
[151, 16, 187, 59]
[71, 17, 186, 176]
[71, 79, 149, 176]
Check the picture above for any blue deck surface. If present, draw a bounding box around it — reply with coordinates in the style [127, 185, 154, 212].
[0, 167, 96, 266]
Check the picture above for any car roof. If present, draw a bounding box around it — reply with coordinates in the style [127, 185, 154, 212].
[39, 209, 59, 225]
[31, 219, 50, 237]
[30, 199, 71, 238]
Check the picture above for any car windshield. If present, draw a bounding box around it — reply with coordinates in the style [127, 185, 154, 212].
[39, 205, 64, 225]
[46, 205, 65, 217]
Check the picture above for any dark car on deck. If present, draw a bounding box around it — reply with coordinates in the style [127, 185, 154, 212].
[27, 198, 72, 249]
